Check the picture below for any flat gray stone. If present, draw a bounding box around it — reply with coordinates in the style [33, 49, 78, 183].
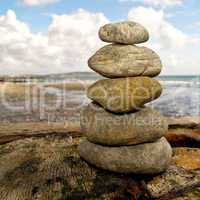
[99, 21, 149, 44]
[87, 77, 162, 113]
[88, 44, 162, 78]
[81, 103, 168, 146]
[78, 137, 172, 174]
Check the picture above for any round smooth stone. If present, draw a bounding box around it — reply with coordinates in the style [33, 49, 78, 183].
[99, 21, 149, 44]
[81, 103, 168, 146]
[78, 137, 172, 174]
[87, 77, 162, 113]
[88, 44, 162, 78]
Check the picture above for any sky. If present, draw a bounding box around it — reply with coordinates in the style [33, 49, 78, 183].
[0, 0, 200, 75]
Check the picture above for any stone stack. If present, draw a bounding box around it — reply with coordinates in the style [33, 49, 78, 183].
[78, 21, 172, 174]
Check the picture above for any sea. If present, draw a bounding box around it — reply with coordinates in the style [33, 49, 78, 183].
[6, 72, 199, 118]
[153, 75, 200, 116]
[52, 72, 199, 117]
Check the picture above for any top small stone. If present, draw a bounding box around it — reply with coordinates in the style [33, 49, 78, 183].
[99, 21, 149, 44]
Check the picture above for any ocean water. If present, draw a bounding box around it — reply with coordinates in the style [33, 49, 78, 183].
[24, 73, 199, 117]
[63, 73, 200, 117]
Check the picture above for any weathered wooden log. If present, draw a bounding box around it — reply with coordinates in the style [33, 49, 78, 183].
[0, 116, 200, 147]
[0, 126, 199, 149]
[0, 122, 82, 144]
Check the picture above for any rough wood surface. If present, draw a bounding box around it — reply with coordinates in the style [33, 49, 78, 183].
[0, 135, 149, 200]
[147, 166, 200, 200]
[171, 189, 200, 200]
[0, 135, 199, 200]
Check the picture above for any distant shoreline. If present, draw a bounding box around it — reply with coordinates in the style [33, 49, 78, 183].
[0, 72, 199, 83]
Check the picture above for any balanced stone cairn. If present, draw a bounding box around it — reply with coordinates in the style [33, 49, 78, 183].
[78, 21, 172, 174]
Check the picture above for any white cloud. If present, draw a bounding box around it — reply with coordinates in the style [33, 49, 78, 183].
[128, 6, 200, 75]
[128, 7, 187, 49]
[21, 0, 60, 6]
[146, 0, 184, 6]
[48, 9, 108, 70]
[0, 9, 108, 75]
[193, 21, 200, 27]
[120, 0, 185, 7]
[0, 8, 199, 75]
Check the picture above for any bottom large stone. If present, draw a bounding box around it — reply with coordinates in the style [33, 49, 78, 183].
[78, 137, 172, 174]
